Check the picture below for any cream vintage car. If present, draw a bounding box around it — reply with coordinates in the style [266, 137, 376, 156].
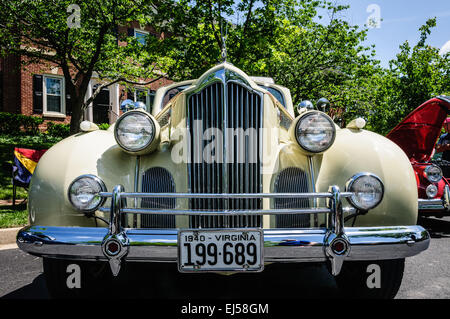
[17, 62, 430, 298]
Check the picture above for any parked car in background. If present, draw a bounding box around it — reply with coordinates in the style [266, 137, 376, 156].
[17, 62, 430, 298]
[387, 96, 450, 218]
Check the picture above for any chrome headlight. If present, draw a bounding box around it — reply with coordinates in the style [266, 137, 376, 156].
[68, 175, 106, 212]
[114, 110, 157, 152]
[424, 165, 442, 183]
[346, 173, 384, 210]
[295, 111, 336, 153]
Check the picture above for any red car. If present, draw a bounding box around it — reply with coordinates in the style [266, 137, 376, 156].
[387, 96, 450, 218]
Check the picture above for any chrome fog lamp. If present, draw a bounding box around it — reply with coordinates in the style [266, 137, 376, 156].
[114, 110, 159, 154]
[346, 173, 384, 210]
[424, 165, 442, 183]
[68, 175, 106, 212]
[295, 111, 336, 153]
[426, 184, 438, 198]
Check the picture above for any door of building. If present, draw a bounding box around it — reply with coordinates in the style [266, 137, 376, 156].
[92, 84, 110, 124]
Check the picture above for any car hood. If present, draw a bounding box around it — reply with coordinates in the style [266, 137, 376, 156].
[386, 96, 450, 163]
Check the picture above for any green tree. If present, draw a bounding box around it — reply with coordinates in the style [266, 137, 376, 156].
[367, 18, 450, 134]
[147, 0, 379, 122]
[0, 0, 166, 134]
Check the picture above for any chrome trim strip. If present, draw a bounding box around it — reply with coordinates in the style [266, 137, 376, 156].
[17, 225, 430, 263]
[99, 207, 332, 215]
[308, 156, 318, 227]
[418, 198, 446, 210]
[133, 156, 140, 228]
[99, 192, 353, 199]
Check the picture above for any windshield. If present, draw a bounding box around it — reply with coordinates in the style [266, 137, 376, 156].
[161, 85, 190, 109]
[261, 86, 286, 108]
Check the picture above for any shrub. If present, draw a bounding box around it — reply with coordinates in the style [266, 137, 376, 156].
[18, 114, 44, 134]
[46, 122, 70, 138]
[0, 112, 44, 135]
[98, 123, 110, 130]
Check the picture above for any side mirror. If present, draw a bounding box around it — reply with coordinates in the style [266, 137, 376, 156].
[120, 99, 135, 112]
[317, 98, 330, 113]
[297, 100, 314, 113]
[134, 101, 147, 110]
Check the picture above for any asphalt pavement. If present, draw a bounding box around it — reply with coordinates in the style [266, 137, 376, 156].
[1, 216, 449, 299]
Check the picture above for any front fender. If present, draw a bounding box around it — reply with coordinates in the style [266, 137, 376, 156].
[316, 128, 417, 226]
[29, 130, 136, 226]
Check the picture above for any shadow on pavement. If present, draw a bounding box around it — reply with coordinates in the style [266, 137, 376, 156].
[418, 217, 450, 238]
[2, 262, 340, 299]
[2, 274, 49, 299]
[101, 262, 339, 299]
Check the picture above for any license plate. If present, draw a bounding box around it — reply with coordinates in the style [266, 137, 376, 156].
[178, 229, 263, 272]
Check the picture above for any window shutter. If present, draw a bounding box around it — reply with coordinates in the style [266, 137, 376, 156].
[127, 89, 134, 101]
[32, 74, 43, 114]
[66, 92, 72, 115]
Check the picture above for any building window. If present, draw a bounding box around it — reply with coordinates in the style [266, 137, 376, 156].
[43, 75, 64, 114]
[134, 29, 148, 45]
[129, 87, 155, 113]
[135, 87, 148, 104]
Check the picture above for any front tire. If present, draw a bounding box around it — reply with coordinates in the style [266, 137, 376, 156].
[334, 259, 405, 299]
[43, 258, 112, 298]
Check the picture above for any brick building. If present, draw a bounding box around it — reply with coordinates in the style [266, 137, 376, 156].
[0, 22, 172, 127]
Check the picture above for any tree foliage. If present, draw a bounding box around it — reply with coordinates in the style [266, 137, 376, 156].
[0, 0, 165, 133]
[148, 0, 378, 110]
[147, 1, 449, 133]
[0, 0, 448, 136]
[367, 18, 450, 134]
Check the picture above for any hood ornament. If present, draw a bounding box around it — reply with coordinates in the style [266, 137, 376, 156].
[219, 2, 227, 63]
[221, 35, 227, 62]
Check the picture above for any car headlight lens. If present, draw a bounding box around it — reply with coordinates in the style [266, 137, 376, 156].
[114, 111, 156, 152]
[426, 184, 438, 198]
[346, 173, 384, 210]
[424, 165, 442, 183]
[68, 175, 106, 212]
[295, 112, 336, 153]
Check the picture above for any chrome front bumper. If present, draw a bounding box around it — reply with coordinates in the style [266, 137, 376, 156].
[17, 185, 430, 276]
[418, 185, 450, 213]
[17, 225, 429, 272]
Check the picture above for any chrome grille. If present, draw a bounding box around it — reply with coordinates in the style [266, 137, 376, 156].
[188, 81, 262, 228]
[141, 167, 176, 228]
[274, 167, 311, 228]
